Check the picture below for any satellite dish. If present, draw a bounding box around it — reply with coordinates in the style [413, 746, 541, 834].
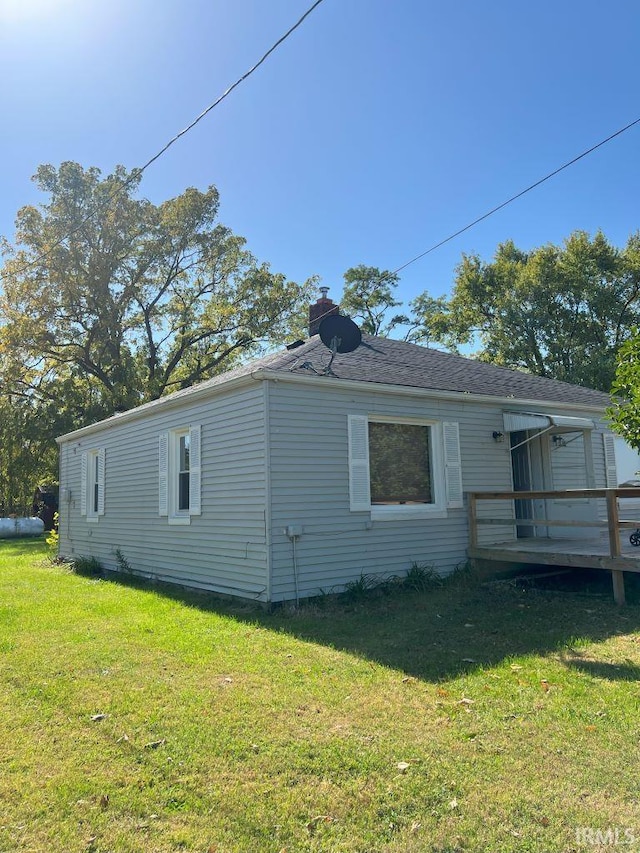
[318, 314, 362, 354]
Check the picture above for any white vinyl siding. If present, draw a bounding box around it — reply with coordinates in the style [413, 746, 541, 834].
[56, 369, 610, 605]
[268, 384, 475, 602]
[550, 431, 589, 491]
[57, 385, 268, 601]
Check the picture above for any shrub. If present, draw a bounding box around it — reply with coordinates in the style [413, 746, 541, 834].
[71, 556, 103, 578]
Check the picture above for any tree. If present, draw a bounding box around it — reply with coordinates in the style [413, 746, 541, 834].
[340, 265, 411, 337]
[608, 330, 640, 449]
[0, 393, 65, 514]
[410, 231, 640, 392]
[0, 162, 316, 420]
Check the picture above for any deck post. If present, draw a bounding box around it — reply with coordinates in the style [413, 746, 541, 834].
[611, 570, 626, 606]
[606, 490, 625, 605]
[606, 490, 621, 557]
[468, 492, 478, 550]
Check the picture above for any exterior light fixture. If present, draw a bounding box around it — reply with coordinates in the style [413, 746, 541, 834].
[492, 431, 504, 442]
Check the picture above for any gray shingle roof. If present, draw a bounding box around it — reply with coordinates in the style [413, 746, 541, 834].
[259, 334, 610, 408]
[59, 333, 611, 441]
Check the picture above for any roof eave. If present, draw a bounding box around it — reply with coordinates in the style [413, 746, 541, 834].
[56, 365, 611, 445]
[56, 372, 259, 444]
[254, 368, 610, 415]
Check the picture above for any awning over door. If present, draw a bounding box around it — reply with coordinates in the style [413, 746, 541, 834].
[503, 411, 595, 433]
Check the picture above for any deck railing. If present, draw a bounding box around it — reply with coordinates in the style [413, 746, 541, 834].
[467, 488, 640, 604]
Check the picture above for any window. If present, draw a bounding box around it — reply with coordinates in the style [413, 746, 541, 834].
[177, 431, 191, 511]
[81, 448, 105, 522]
[348, 415, 463, 520]
[159, 425, 201, 524]
[369, 421, 433, 505]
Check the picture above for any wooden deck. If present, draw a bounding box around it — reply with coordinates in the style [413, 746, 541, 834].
[467, 488, 640, 604]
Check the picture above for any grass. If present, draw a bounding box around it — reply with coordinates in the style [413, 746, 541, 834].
[1, 540, 640, 852]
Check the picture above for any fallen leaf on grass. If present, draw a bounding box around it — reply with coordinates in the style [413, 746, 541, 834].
[90, 714, 107, 722]
[144, 739, 166, 749]
[510, 664, 523, 671]
[396, 761, 410, 773]
[99, 794, 109, 809]
[449, 798, 458, 810]
[457, 698, 474, 705]
[540, 680, 550, 692]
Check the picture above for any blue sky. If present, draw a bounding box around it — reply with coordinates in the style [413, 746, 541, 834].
[1, 0, 638, 312]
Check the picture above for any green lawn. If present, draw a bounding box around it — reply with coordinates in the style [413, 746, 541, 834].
[1, 540, 640, 852]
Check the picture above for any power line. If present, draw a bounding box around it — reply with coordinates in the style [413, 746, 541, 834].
[3, 0, 326, 276]
[391, 116, 640, 275]
[137, 0, 326, 176]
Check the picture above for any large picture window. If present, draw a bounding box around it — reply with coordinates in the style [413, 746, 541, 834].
[348, 415, 463, 520]
[368, 421, 433, 504]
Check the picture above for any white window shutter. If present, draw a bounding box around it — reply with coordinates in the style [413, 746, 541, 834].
[603, 433, 618, 488]
[348, 415, 371, 511]
[80, 452, 87, 516]
[97, 448, 106, 515]
[443, 421, 464, 508]
[189, 424, 202, 516]
[158, 433, 169, 516]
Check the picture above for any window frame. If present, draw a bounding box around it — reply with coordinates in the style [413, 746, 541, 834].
[348, 414, 463, 521]
[81, 447, 105, 522]
[172, 427, 191, 522]
[369, 416, 446, 520]
[159, 425, 201, 525]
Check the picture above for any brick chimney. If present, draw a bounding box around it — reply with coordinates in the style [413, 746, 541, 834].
[308, 287, 339, 337]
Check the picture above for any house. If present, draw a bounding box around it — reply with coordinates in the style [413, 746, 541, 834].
[56, 295, 617, 603]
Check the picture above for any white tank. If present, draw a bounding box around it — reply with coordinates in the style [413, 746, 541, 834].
[0, 517, 45, 538]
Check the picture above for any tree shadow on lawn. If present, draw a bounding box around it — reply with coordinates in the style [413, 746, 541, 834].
[111, 566, 640, 684]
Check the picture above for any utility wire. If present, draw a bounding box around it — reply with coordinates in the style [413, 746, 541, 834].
[137, 0, 325, 176]
[391, 116, 640, 275]
[3, 0, 326, 276]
